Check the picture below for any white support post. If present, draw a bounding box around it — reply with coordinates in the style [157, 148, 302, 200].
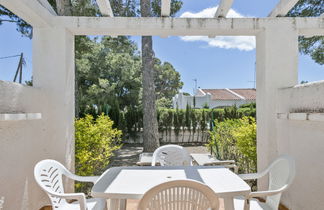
[256, 21, 298, 190]
[96, 0, 114, 17]
[0, 0, 55, 27]
[33, 27, 75, 193]
[214, 0, 234, 18]
[268, 0, 299, 17]
[161, 0, 171, 17]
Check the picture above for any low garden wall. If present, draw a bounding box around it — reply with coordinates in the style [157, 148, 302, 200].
[0, 80, 74, 210]
[270, 80, 324, 209]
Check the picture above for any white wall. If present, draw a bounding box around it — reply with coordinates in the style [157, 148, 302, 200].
[0, 81, 49, 210]
[173, 93, 254, 109]
[0, 27, 75, 210]
[274, 81, 324, 210]
[255, 21, 299, 191]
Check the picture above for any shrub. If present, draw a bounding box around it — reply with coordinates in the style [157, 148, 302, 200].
[75, 114, 122, 193]
[207, 117, 256, 174]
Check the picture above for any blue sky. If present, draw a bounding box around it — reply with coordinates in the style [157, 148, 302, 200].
[1, 0, 323, 94]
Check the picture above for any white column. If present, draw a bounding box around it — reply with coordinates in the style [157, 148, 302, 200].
[256, 22, 298, 189]
[33, 27, 75, 191]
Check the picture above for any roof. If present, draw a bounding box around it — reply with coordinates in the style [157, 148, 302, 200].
[199, 88, 256, 101]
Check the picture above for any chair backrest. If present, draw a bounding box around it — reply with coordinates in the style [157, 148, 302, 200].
[266, 155, 295, 209]
[137, 179, 219, 210]
[152, 145, 192, 166]
[34, 159, 70, 209]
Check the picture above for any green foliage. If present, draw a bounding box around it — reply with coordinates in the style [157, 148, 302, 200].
[233, 117, 257, 172]
[75, 114, 122, 192]
[207, 117, 257, 174]
[75, 36, 183, 117]
[154, 59, 184, 101]
[287, 0, 324, 65]
[239, 102, 256, 109]
[157, 97, 173, 108]
[202, 102, 209, 109]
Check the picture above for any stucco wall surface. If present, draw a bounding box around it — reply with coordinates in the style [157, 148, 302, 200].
[272, 81, 324, 210]
[0, 81, 48, 210]
[0, 27, 75, 210]
[0, 80, 74, 210]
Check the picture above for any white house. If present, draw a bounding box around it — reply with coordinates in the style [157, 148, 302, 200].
[173, 88, 256, 109]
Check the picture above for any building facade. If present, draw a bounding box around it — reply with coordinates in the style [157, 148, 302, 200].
[173, 88, 256, 109]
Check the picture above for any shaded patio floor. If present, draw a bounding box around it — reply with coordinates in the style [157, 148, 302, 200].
[109, 143, 210, 168]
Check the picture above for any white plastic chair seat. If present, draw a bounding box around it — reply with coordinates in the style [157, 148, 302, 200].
[58, 198, 106, 210]
[234, 196, 272, 210]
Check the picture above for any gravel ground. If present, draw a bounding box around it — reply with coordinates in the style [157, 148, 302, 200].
[109, 143, 210, 167]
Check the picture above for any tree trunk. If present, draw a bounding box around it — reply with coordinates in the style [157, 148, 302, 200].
[141, 0, 160, 152]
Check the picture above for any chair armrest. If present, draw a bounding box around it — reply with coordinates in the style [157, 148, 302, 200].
[47, 191, 87, 210]
[71, 175, 99, 183]
[247, 185, 288, 199]
[238, 169, 269, 180]
[64, 169, 100, 183]
[238, 173, 261, 180]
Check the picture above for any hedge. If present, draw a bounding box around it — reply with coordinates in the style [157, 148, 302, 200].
[104, 105, 256, 139]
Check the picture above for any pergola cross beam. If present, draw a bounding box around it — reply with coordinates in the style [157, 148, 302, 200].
[37, 0, 57, 16]
[268, 0, 299, 17]
[161, 0, 171, 17]
[214, 0, 234, 18]
[53, 16, 324, 37]
[96, 0, 114, 17]
[0, 0, 55, 27]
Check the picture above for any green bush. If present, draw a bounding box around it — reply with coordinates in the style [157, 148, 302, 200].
[75, 114, 122, 193]
[239, 102, 256, 109]
[207, 116, 256, 174]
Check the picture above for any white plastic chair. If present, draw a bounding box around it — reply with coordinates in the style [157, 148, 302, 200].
[34, 159, 106, 210]
[151, 145, 192, 166]
[137, 179, 219, 210]
[234, 155, 295, 210]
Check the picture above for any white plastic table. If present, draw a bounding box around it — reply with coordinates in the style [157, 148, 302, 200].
[92, 166, 250, 210]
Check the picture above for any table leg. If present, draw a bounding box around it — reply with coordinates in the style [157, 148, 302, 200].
[119, 199, 127, 210]
[223, 196, 235, 210]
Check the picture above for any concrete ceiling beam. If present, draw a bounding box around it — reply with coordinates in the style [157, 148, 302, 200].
[53, 17, 324, 37]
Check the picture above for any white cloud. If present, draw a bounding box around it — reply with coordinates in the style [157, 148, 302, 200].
[179, 7, 256, 51]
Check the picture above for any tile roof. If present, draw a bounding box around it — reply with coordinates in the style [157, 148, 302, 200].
[230, 89, 256, 100]
[200, 88, 256, 100]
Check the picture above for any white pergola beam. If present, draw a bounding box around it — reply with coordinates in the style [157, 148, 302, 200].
[96, 0, 114, 17]
[0, 0, 55, 27]
[214, 0, 234, 18]
[37, 0, 57, 16]
[268, 0, 299, 17]
[53, 17, 324, 37]
[161, 0, 171, 17]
